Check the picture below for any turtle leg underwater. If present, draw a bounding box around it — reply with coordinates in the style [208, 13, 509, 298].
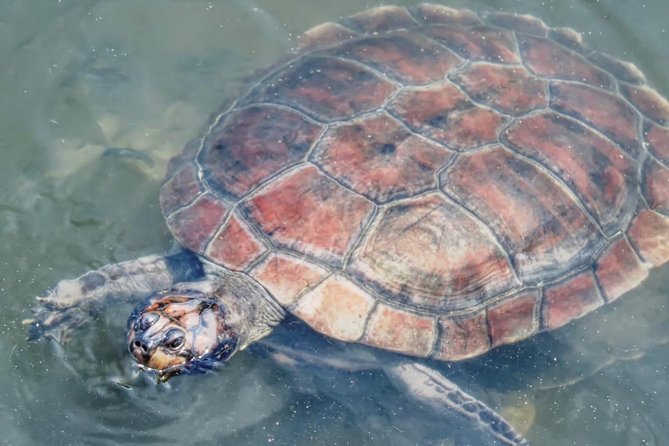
[259, 325, 529, 445]
[385, 362, 529, 446]
[27, 250, 203, 342]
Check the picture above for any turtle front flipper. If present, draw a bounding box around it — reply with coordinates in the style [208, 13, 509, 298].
[385, 361, 529, 446]
[27, 250, 204, 343]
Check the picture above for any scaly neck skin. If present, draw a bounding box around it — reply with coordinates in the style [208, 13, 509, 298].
[180, 266, 286, 351]
[214, 274, 286, 350]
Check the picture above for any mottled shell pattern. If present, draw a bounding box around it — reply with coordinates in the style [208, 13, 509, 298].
[160, 4, 669, 361]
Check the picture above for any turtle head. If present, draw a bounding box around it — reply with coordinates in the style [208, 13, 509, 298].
[127, 291, 238, 381]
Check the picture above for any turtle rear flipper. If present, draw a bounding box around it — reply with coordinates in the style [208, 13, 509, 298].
[385, 362, 529, 446]
[28, 250, 203, 343]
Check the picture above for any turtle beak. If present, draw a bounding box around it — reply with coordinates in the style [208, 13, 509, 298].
[157, 368, 181, 383]
[135, 362, 184, 383]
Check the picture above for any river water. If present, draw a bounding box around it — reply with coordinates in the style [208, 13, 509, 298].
[1, 1, 668, 445]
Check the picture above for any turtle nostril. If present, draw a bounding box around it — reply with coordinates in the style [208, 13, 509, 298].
[134, 340, 148, 352]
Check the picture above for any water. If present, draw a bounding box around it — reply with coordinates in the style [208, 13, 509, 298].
[1, 1, 668, 444]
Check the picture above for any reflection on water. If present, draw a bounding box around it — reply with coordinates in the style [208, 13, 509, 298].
[1, 1, 668, 445]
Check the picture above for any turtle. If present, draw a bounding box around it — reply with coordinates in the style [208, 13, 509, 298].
[29, 4, 669, 445]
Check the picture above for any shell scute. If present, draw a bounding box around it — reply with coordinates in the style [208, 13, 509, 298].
[588, 51, 646, 85]
[166, 193, 229, 254]
[340, 6, 417, 33]
[542, 271, 604, 330]
[160, 164, 202, 215]
[627, 210, 669, 266]
[441, 145, 602, 283]
[205, 213, 266, 271]
[422, 24, 520, 64]
[311, 112, 453, 203]
[293, 275, 375, 342]
[642, 158, 669, 213]
[363, 304, 437, 357]
[349, 193, 517, 311]
[166, 139, 199, 178]
[483, 11, 548, 37]
[388, 80, 508, 150]
[503, 111, 638, 235]
[548, 27, 585, 52]
[409, 4, 481, 26]
[331, 31, 462, 85]
[644, 121, 669, 163]
[549, 81, 640, 156]
[250, 253, 328, 306]
[435, 312, 489, 360]
[595, 237, 648, 302]
[621, 84, 669, 126]
[244, 56, 398, 121]
[200, 105, 323, 199]
[296, 22, 358, 52]
[243, 165, 374, 266]
[451, 63, 548, 115]
[487, 291, 540, 347]
[518, 34, 614, 89]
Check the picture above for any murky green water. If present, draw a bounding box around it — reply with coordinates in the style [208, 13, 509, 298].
[1, 1, 668, 445]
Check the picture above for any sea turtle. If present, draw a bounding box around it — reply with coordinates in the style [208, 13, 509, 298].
[29, 4, 669, 445]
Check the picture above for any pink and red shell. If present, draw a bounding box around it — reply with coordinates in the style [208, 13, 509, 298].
[158, 4, 669, 360]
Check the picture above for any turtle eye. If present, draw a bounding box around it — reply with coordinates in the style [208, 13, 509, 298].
[139, 312, 159, 330]
[164, 329, 185, 350]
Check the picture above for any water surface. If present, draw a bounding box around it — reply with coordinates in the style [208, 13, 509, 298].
[1, 1, 668, 445]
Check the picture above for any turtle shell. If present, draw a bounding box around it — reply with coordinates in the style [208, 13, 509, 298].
[160, 4, 669, 360]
